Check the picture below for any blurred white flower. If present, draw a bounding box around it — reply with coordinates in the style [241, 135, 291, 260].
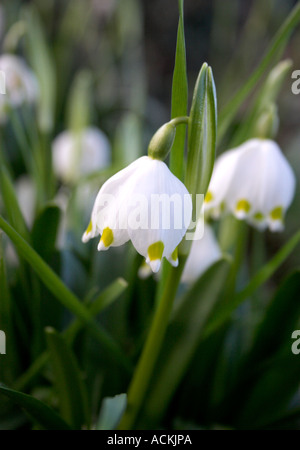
[0, 54, 38, 122]
[205, 138, 296, 231]
[82, 155, 192, 273]
[52, 127, 111, 184]
[181, 223, 222, 284]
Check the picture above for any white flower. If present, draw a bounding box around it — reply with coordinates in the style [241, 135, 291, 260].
[0, 54, 38, 122]
[82, 155, 192, 272]
[52, 127, 111, 183]
[205, 138, 296, 231]
[181, 222, 222, 283]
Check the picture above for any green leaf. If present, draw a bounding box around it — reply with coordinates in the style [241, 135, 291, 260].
[31, 204, 61, 259]
[169, 0, 188, 181]
[140, 258, 231, 428]
[14, 278, 128, 392]
[248, 270, 300, 365]
[0, 234, 16, 382]
[45, 327, 90, 429]
[0, 165, 30, 241]
[23, 6, 56, 132]
[186, 63, 217, 210]
[0, 383, 72, 430]
[67, 70, 92, 133]
[65, 277, 129, 343]
[231, 59, 293, 146]
[97, 393, 127, 430]
[237, 348, 300, 429]
[218, 3, 300, 142]
[0, 215, 132, 374]
[202, 229, 300, 340]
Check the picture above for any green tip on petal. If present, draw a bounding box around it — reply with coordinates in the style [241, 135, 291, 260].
[98, 227, 114, 251]
[168, 247, 178, 267]
[270, 206, 283, 221]
[82, 220, 93, 243]
[205, 191, 214, 203]
[235, 199, 251, 218]
[253, 212, 264, 221]
[147, 241, 164, 273]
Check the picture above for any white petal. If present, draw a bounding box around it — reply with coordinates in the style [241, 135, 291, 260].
[90, 156, 149, 247]
[181, 223, 221, 283]
[205, 148, 241, 213]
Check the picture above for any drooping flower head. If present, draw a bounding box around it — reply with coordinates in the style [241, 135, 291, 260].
[52, 126, 111, 184]
[82, 119, 192, 272]
[0, 54, 38, 122]
[205, 138, 296, 231]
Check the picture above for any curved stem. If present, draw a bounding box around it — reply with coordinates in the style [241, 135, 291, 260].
[169, 116, 189, 127]
[118, 260, 186, 430]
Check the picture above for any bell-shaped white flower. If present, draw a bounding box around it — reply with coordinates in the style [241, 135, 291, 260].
[52, 126, 111, 184]
[205, 138, 296, 231]
[181, 222, 222, 283]
[0, 54, 38, 122]
[82, 155, 192, 272]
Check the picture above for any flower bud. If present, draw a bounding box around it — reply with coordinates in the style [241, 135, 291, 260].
[148, 122, 176, 161]
[254, 103, 279, 140]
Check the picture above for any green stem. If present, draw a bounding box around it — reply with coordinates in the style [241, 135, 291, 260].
[169, 116, 189, 127]
[118, 260, 186, 430]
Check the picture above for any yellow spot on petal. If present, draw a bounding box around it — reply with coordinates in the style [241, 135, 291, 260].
[85, 220, 93, 235]
[205, 191, 214, 203]
[253, 212, 264, 221]
[171, 247, 178, 261]
[236, 199, 251, 213]
[270, 206, 283, 221]
[100, 227, 114, 248]
[147, 241, 164, 262]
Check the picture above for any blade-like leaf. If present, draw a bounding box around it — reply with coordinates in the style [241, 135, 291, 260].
[0, 383, 72, 430]
[236, 348, 300, 429]
[248, 270, 300, 364]
[0, 215, 132, 374]
[31, 204, 61, 259]
[0, 165, 30, 241]
[218, 2, 300, 142]
[169, 0, 188, 181]
[23, 6, 56, 132]
[45, 327, 90, 429]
